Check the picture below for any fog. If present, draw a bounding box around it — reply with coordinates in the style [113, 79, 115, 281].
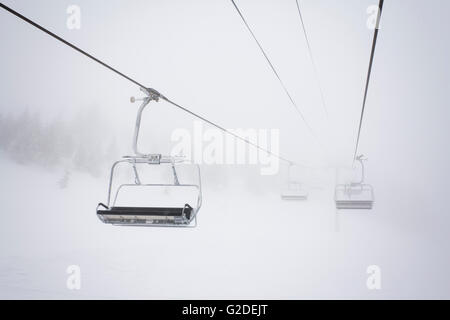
[1, 0, 450, 299]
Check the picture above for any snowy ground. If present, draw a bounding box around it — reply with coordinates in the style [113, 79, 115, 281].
[1, 155, 449, 299]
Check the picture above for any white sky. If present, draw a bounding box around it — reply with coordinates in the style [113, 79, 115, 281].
[0, 0, 403, 167]
[1, 0, 450, 299]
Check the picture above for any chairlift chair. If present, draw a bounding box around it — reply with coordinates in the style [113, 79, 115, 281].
[96, 88, 202, 227]
[335, 155, 374, 210]
[281, 163, 308, 200]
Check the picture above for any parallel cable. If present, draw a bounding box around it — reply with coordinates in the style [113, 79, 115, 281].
[295, 0, 328, 116]
[229, 0, 318, 139]
[0, 2, 301, 166]
[352, 0, 384, 161]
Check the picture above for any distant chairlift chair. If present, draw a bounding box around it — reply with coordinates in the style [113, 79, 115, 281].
[335, 155, 374, 210]
[96, 88, 202, 227]
[281, 163, 308, 200]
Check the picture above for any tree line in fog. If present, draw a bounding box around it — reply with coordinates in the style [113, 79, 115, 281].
[0, 108, 119, 180]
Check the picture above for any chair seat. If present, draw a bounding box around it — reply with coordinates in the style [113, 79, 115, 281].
[281, 188, 308, 200]
[99, 206, 191, 216]
[335, 184, 374, 209]
[97, 203, 193, 225]
[335, 200, 373, 209]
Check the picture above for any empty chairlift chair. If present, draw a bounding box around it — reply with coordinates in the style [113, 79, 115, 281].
[335, 155, 374, 210]
[281, 163, 308, 200]
[96, 88, 202, 227]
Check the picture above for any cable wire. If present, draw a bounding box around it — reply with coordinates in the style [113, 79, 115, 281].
[0, 2, 302, 166]
[295, 0, 327, 117]
[353, 0, 384, 161]
[229, 0, 318, 139]
[0, 3, 146, 89]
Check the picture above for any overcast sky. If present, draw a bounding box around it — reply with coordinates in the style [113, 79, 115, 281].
[2, 0, 450, 299]
[0, 0, 411, 167]
[2, 0, 450, 167]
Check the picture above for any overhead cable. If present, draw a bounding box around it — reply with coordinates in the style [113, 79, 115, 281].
[0, 2, 302, 166]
